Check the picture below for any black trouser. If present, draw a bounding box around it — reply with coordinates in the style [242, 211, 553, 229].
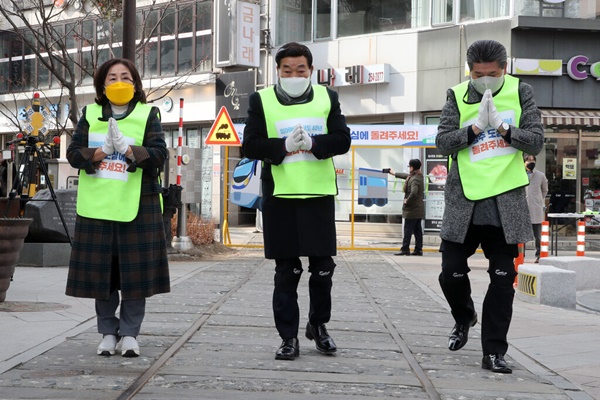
[532, 223, 542, 258]
[439, 225, 518, 356]
[273, 256, 336, 339]
[401, 218, 423, 253]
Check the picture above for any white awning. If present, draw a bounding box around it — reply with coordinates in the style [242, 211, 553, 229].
[541, 109, 600, 128]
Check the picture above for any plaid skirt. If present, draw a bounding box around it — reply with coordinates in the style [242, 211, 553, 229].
[66, 192, 170, 300]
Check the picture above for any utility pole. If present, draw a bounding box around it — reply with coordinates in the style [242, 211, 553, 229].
[122, 0, 136, 62]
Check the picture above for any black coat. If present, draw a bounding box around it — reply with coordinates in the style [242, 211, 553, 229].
[242, 87, 351, 259]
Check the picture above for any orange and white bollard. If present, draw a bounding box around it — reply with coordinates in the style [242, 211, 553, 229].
[540, 221, 549, 258]
[577, 221, 586, 256]
[514, 243, 524, 287]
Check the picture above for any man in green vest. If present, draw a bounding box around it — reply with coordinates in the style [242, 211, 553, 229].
[436, 40, 544, 373]
[242, 42, 351, 361]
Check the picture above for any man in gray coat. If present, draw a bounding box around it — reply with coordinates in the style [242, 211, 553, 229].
[436, 40, 544, 373]
[525, 154, 548, 263]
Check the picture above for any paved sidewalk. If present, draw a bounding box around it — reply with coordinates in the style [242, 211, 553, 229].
[0, 235, 600, 398]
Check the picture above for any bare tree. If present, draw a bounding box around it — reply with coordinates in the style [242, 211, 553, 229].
[0, 0, 212, 139]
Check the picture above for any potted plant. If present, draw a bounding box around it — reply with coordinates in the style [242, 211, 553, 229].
[0, 218, 33, 302]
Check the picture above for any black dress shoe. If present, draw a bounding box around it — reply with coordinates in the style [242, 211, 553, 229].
[448, 313, 477, 351]
[411, 251, 423, 256]
[305, 322, 337, 354]
[394, 251, 411, 256]
[275, 338, 299, 360]
[482, 353, 512, 373]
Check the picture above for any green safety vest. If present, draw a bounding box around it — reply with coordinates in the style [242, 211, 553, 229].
[453, 75, 528, 201]
[77, 103, 149, 221]
[259, 85, 337, 198]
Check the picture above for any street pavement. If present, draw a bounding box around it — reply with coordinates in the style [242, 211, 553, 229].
[0, 228, 600, 399]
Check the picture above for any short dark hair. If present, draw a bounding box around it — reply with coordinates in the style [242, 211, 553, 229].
[524, 154, 537, 162]
[93, 58, 146, 106]
[409, 159, 421, 170]
[275, 42, 313, 68]
[466, 40, 507, 71]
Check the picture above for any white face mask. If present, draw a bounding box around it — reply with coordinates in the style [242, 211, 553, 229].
[279, 77, 311, 97]
[471, 74, 504, 95]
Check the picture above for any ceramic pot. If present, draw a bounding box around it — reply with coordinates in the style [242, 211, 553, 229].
[0, 218, 33, 302]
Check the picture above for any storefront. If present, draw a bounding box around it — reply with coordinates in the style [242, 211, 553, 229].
[511, 20, 600, 227]
[541, 112, 600, 227]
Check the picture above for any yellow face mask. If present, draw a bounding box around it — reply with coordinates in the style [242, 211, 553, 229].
[105, 82, 135, 106]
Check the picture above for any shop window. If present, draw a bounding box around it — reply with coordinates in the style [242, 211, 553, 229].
[65, 23, 77, 49]
[1, 1, 214, 95]
[338, 0, 414, 38]
[164, 129, 173, 148]
[179, 4, 194, 34]
[187, 128, 200, 148]
[0, 61, 8, 94]
[38, 59, 50, 90]
[97, 20, 111, 47]
[277, 0, 312, 43]
[196, 35, 212, 72]
[432, 0, 453, 25]
[459, 0, 509, 21]
[196, 1, 212, 32]
[178, 37, 193, 73]
[161, 39, 176, 75]
[161, 8, 176, 36]
[144, 40, 159, 78]
[545, 136, 577, 215]
[97, 48, 111, 70]
[515, 0, 596, 19]
[81, 50, 94, 85]
[316, 0, 331, 39]
[23, 58, 34, 91]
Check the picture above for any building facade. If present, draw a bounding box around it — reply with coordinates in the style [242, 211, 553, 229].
[0, 0, 599, 231]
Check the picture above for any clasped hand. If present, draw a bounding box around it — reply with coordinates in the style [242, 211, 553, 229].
[108, 117, 129, 155]
[474, 89, 503, 133]
[285, 124, 312, 153]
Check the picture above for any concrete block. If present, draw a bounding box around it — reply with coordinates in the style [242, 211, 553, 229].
[17, 243, 71, 267]
[539, 256, 600, 291]
[517, 263, 576, 309]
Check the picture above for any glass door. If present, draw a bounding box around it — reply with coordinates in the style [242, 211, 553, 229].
[580, 135, 600, 229]
[544, 134, 578, 215]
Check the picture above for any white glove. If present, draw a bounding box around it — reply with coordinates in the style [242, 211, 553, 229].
[488, 95, 503, 131]
[101, 132, 114, 155]
[108, 117, 129, 154]
[285, 124, 303, 153]
[474, 89, 490, 131]
[300, 130, 312, 151]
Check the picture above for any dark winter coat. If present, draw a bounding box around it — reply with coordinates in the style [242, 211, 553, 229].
[65, 102, 170, 300]
[242, 87, 351, 259]
[394, 171, 424, 219]
[436, 79, 544, 244]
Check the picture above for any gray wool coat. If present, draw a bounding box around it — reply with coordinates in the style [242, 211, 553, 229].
[436, 78, 545, 245]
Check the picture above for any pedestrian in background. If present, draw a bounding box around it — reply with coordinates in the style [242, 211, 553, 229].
[242, 42, 351, 360]
[524, 154, 548, 263]
[66, 58, 170, 358]
[386, 159, 424, 256]
[436, 40, 544, 373]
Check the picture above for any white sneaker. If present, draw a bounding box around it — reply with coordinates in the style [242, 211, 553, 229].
[121, 336, 140, 357]
[97, 335, 118, 356]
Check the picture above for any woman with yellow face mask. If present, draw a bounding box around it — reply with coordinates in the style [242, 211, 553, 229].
[66, 59, 170, 358]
